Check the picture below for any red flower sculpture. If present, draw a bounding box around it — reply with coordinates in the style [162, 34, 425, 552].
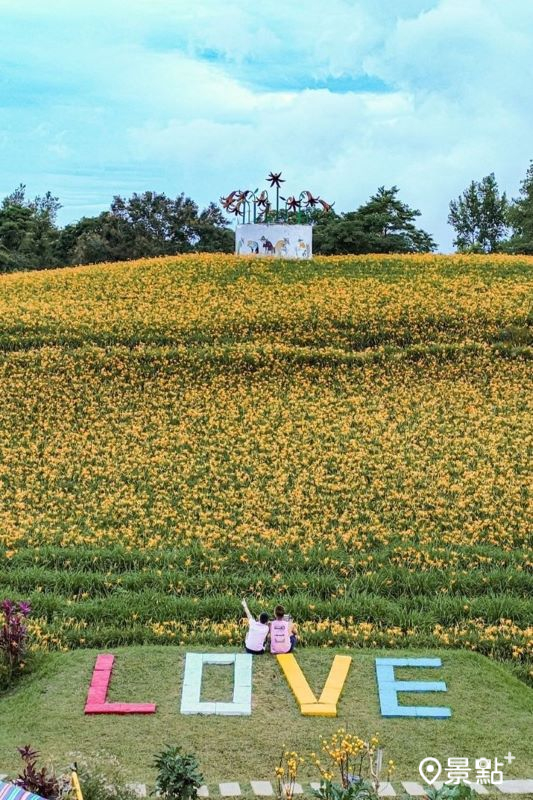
[302, 191, 320, 208]
[283, 195, 301, 212]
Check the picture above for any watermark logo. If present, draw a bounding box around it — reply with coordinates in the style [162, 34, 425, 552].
[419, 758, 442, 785]
[419, 754, 515, 786]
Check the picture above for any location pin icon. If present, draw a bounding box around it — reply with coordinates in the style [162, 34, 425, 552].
[419, 757, 442, 785]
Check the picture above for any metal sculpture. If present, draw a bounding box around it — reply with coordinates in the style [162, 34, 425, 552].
[220, 172, 334, 225]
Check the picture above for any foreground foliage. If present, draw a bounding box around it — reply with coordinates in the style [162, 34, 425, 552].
[15, 745, 65, 799]
[0, 599, 31, 690]
[13, 745, 140, 800]
[0, 253, 531, 683]
[153, 745, 203, 800]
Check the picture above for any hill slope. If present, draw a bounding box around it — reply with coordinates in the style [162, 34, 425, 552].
[0, 254, 531, 682]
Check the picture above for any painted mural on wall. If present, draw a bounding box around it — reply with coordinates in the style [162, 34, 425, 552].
[236, 224, 312, 259]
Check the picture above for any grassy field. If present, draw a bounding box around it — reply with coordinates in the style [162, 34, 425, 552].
[0, 253, 531, 685]
[0, 646, 532, 784]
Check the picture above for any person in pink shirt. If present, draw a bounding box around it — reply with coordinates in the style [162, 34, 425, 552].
[241, 598, 270, 655]
[269, 604, 298, 654]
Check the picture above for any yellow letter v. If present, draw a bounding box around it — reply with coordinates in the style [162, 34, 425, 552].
[276, 653, 352, 717]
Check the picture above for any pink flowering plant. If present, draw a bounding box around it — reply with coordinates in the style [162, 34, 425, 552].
[0, 598, 32, 688]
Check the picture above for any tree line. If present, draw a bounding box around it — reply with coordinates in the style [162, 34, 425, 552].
[1, 162, 531, 272]
[448, 165, 533, 254]
[316, 164, 533, 255]
[0, 189, 234, 272]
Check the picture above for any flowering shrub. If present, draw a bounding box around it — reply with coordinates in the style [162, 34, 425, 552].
[311, 729, 394, 795]
[275, 730, 396, 800]
[0, 599, 31, 688]
[275, 750, 304, 800]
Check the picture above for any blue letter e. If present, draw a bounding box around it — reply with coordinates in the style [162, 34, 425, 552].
[375, 657, 451, 718]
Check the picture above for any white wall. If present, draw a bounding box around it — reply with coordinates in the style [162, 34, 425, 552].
[235, 224, 312, 259]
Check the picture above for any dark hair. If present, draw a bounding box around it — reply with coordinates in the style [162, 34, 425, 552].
[275, 604, 285, 619]
[259, 612, 269, 624]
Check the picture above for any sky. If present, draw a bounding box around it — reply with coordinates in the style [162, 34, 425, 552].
[1, 0, 532, 251]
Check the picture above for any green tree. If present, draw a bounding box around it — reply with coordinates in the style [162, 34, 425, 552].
[110, 191, 199, 257]
[0, 205, 35, 270]
[60, 211, 134, 265]
[31, 191, 62, 266]
[55, 214, 107, 265]
[506, 161, 533, 254]
[59, 191, 233, 265]
[313, 186, 435, 255]
[448, 173, 508, 253]
[0, 184, 61, 271]
[194, 202, 234, 252]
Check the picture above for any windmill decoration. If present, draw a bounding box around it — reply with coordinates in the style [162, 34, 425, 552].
[221, 171, 334, 259]
[266, 171, 285, 220]
[220, 171, 334, 225]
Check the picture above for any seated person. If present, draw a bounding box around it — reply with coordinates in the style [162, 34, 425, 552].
[241, 598, 269, 655]
[269, 604, 297, 654]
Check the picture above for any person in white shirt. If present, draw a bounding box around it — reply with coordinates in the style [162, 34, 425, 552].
[241, 598, 270, 655]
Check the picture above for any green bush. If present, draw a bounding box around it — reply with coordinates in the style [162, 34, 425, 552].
[312, 778, 379, 800]
[425, 785, 475, 800]
[75, 767, 140, 800]
[152, 746, 203, 800]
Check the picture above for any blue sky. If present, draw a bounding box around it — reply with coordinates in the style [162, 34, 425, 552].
[1, 0, 532, 250]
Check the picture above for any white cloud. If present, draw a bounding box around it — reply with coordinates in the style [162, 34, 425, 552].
[0, 0, 532, 249]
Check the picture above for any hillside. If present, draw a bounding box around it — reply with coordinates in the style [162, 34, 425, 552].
[0, 253, 531, 683]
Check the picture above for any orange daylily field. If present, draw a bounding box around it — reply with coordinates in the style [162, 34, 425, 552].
[0, 253, 531, 683]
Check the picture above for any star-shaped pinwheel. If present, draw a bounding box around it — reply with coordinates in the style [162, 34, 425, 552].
[319, 198, 334, 213]
[282, 195, 301, 212]
[301, 190, 320, 208]
[256, 190, 269, 208]
[267, 171, 285, 188]
[221, 191, 240, 210]
[230, 198, 245, 216]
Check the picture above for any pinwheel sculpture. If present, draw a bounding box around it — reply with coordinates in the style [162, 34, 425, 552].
[220, 172, 333, 224]
[282, 195, 301, 213]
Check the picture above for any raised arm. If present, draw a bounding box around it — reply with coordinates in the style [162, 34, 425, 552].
[241, 598, 253, 622]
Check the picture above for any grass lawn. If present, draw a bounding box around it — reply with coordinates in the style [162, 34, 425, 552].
[0, 646, 531, 787]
